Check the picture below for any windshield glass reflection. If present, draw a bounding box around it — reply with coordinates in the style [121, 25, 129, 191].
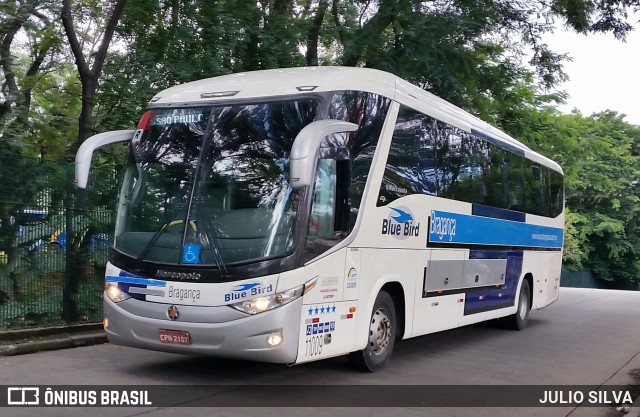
[116, 100, 318, 266]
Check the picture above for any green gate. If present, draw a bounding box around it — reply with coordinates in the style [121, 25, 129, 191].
[0, 153, 118, 330]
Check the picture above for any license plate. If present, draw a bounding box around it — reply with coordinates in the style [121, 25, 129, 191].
[158, 329, 191, 345]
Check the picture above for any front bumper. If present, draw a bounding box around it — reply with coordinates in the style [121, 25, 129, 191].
[103, 296, 302, 363]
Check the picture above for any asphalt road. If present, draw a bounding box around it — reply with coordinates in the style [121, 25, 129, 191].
[1, 287, 640, 417]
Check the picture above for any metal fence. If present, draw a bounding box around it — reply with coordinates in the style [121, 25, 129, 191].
[0, 153, 118, 330]
[561, 270, 640, 291]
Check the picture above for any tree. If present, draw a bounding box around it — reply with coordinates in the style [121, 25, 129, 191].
[512, 106, 640, 282]
[61, 0, 127, 148]
[0, 0, 59, 144]
[561, 111, 640, 282]
[332, 0, 639, 118]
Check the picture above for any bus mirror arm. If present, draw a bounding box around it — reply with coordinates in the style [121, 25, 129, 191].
[75, 130, 136, 189]
[289, 120, 358, 189]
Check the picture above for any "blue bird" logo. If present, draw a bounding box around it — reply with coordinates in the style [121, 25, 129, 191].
[390, 207, 413, 224]
[233, 282, 262, 292]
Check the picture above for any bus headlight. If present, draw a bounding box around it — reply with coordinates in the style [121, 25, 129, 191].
[230, 285, 304, 315]
[105, 282, 131, 303]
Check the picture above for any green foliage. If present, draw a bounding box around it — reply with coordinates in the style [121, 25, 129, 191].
[513, 107, 640, 282]
[562, 209, 588, 269]
[25, 64, 82, 160]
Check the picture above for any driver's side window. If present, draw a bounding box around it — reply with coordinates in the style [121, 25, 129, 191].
[308, 159, 336, 238]
[305, 159, 347, 261]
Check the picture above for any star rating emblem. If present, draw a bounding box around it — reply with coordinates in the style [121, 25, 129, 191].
[307, 304, 338, 316]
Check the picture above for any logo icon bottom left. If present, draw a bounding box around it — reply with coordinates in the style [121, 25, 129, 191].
[7, 387, 40, 405]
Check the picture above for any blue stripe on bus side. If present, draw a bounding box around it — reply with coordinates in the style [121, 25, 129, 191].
[105, 276, 167, 287]
[429, 210, 563, 249]
[464, 250, 523, 315]
[471, 204, 526, 222]
[118, 270, 144, 278]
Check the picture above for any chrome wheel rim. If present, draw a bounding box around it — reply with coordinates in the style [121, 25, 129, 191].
[368, 307, 391, 355]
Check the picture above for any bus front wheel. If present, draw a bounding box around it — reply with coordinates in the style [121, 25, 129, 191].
[349, 291, 396, 372]
[506, 279, 531, 330]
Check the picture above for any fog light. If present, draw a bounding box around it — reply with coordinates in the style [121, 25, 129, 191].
[267, 332, 283, 347]
[103, 318, 109, 329]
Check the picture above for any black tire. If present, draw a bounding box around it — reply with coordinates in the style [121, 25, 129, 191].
[506, 279, 531, 330]
[349, 291, 396, 372]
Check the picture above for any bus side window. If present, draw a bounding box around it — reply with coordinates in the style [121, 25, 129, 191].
[549, 170, 564, 217]
[378, 106, 436, 206]
[524, 162, 547, 216]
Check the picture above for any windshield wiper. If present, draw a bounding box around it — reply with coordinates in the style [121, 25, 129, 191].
[137, 206, 186, 261]
[193, 203, 227, 273]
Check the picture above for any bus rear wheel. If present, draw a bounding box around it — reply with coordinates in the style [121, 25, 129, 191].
[506, 279, 531, 330]
[349, 291, 396, 372]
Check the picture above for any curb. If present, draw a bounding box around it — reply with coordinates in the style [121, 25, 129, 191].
[0, 324, 108, 356]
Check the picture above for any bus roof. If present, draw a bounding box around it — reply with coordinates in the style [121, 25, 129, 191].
[150, 67, 562, 173]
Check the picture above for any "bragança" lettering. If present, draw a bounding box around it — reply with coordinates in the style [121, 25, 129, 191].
[168, 286, 201, 302]
[430, 212, 457, 241]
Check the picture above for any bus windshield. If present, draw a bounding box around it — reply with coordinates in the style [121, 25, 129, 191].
[115, 99, 319, 267]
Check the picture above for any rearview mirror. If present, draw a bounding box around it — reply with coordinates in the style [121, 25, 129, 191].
[289, 120, 357, 188]
[75, 130, 135, 189]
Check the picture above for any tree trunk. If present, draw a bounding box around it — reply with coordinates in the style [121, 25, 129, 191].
[305, 0, 329, 66]
[61, 0, 128, 148]
[78, 77, 97, 144]
[342, 0, 401, 67]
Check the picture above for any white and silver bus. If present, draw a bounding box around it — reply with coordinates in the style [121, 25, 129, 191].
[76, 67, 563, 371]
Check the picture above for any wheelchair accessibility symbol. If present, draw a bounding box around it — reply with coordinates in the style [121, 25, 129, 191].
[182, 244, 201, 264]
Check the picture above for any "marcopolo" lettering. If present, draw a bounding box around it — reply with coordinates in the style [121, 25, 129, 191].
[156, 270, 201, 280]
